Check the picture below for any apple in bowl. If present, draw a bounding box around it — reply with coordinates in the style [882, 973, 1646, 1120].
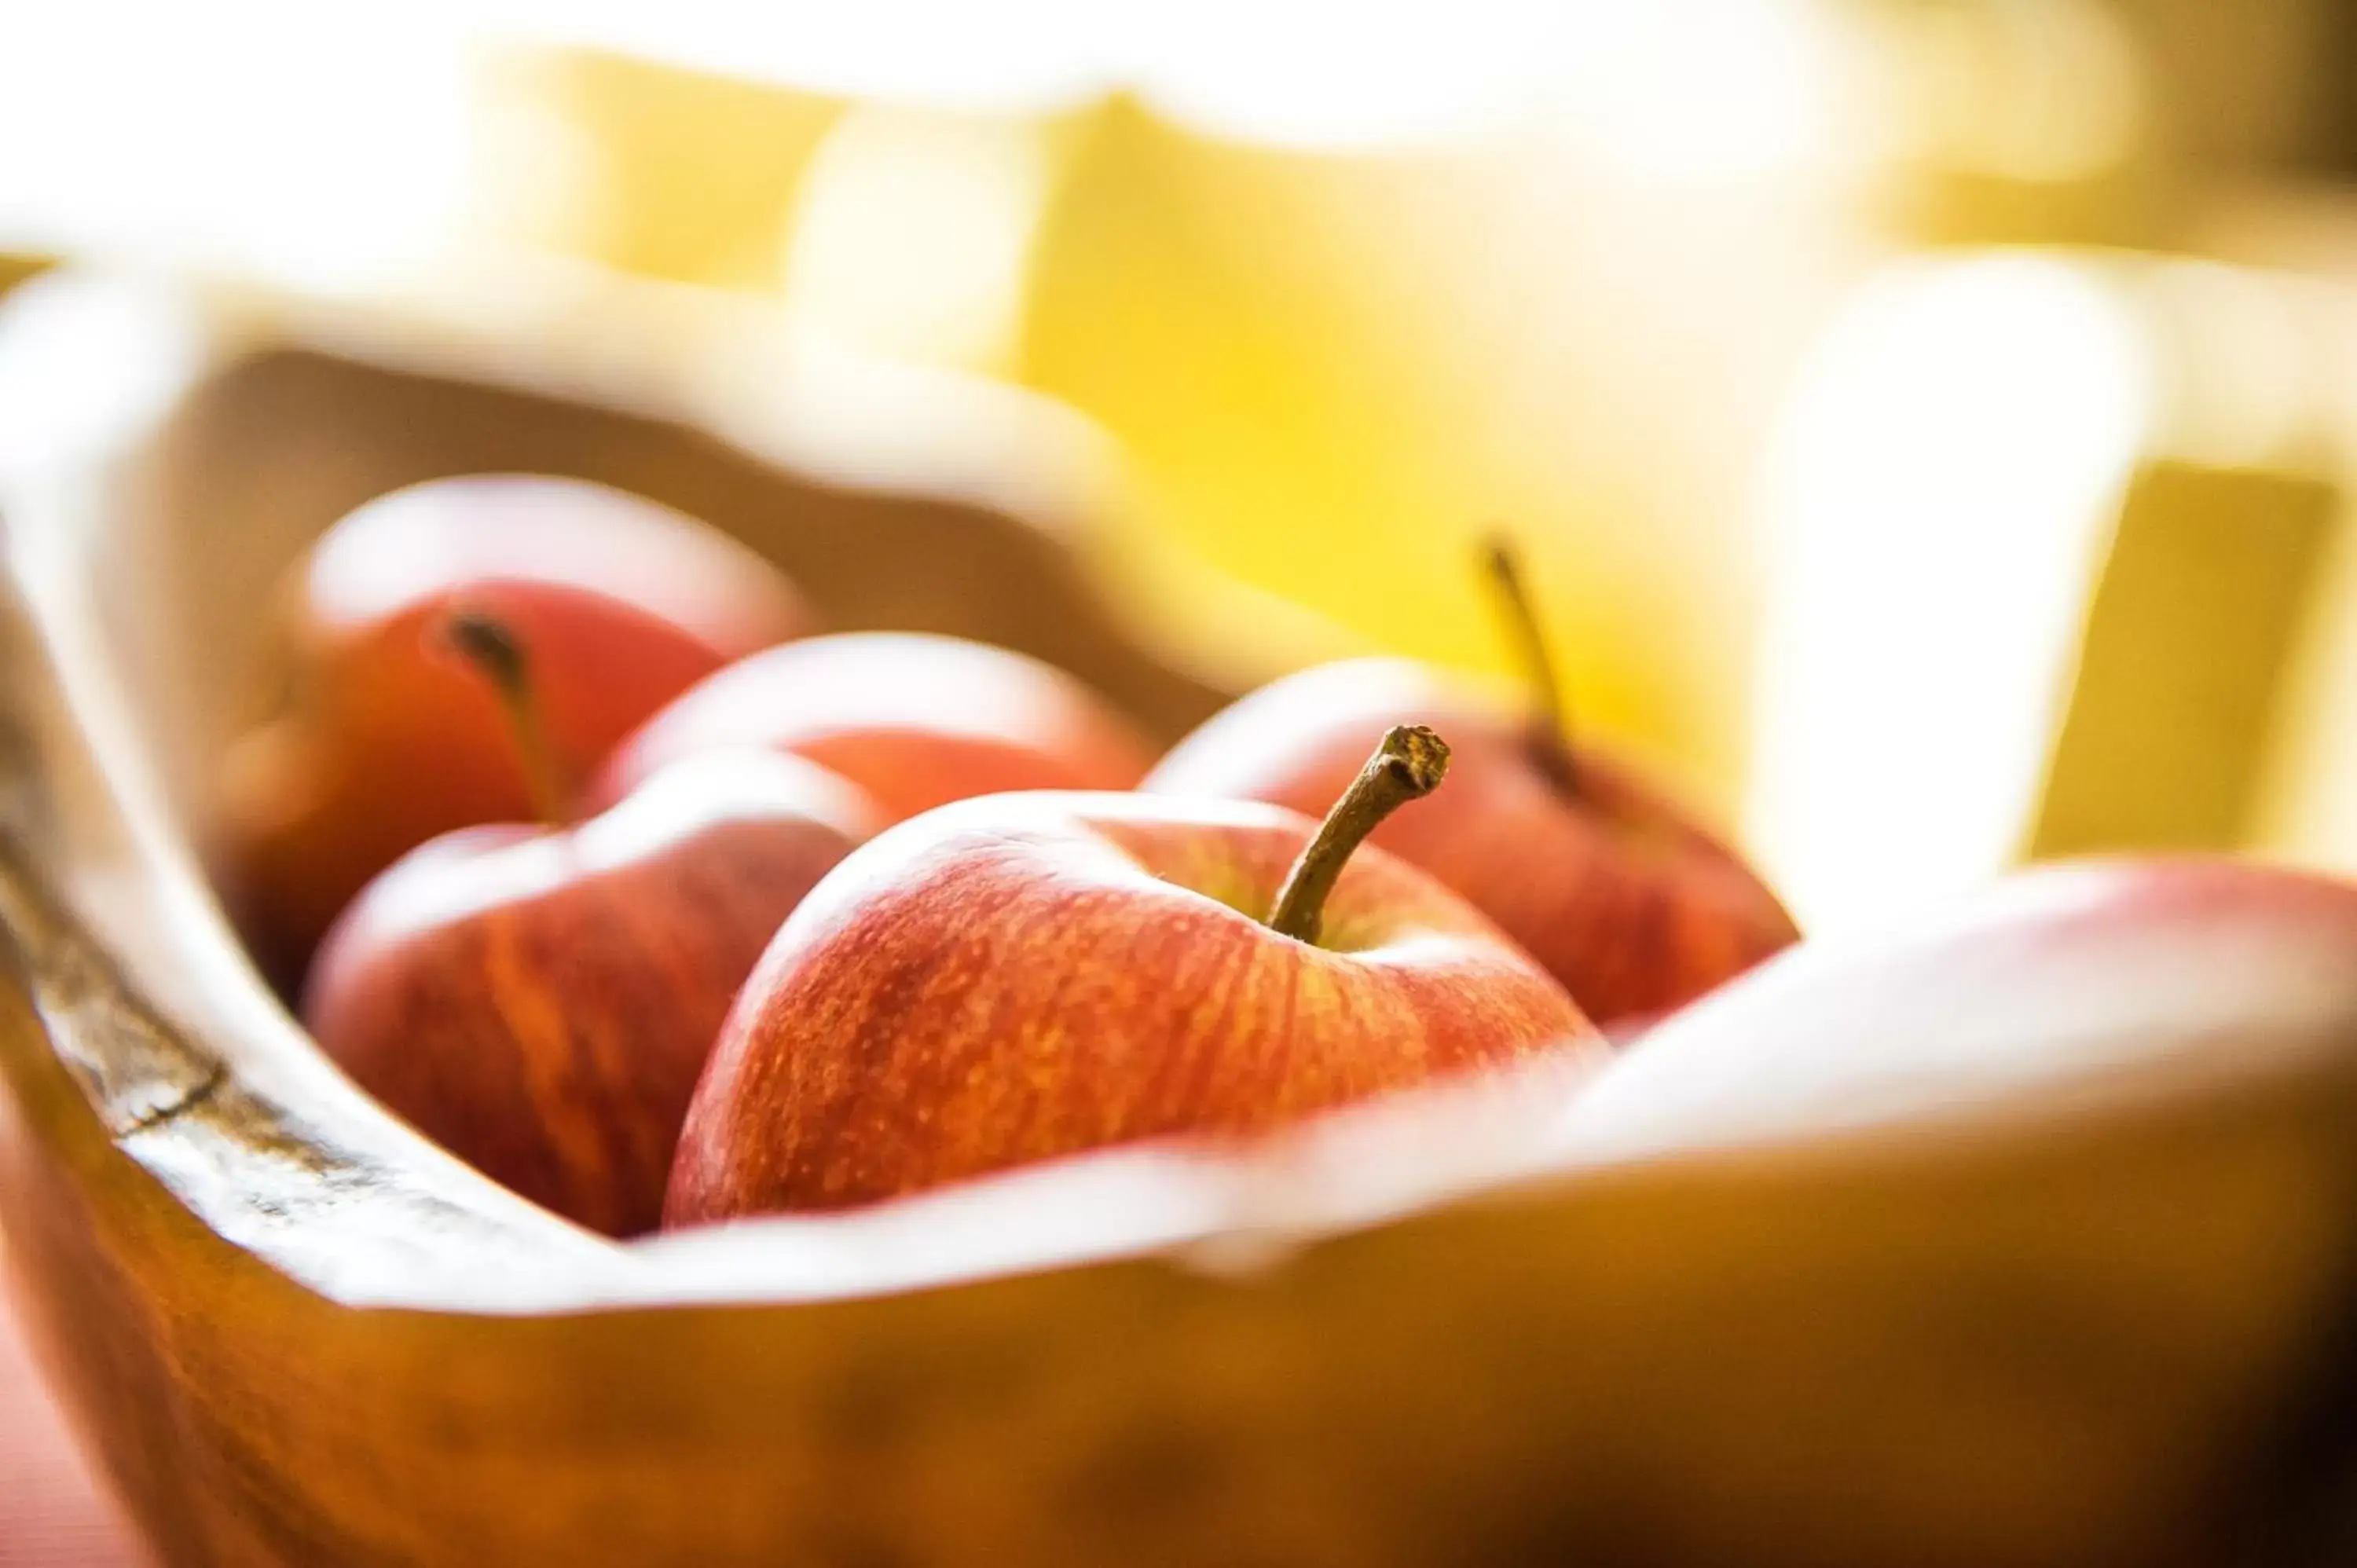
[220, 474, 813, 988]
[591, 630, 1157, 826]
[302, 617, 872, 1237]
[669, 727, 1602, 1221]
[1146, 544, 1796, 1028]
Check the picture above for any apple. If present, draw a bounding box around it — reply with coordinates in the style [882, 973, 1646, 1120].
[666, 725, 1601, 1221]
[1143, 541, 1797, 1028]
[589, 631, 1156, 826]
[302, 615, 872, 1238]
[219, 474, 813, 991]
[1549, 855, 2357, 1161]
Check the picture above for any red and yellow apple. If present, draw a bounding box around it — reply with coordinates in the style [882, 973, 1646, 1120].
[1147, 544, 1796, 1029]
[667, 727, 1600, 1221]
[1146, 657, 1795, 1028]
[305, 744, 874, 1238]
[219, 474, 813, 988]
[591, 631, 1154, 826]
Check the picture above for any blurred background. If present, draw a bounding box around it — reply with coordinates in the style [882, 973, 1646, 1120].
[16, 0, 2357, 936]
[8, 2, 2357, 1558]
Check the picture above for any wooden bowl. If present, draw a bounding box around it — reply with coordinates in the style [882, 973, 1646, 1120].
[0, 269, 2352, 1568]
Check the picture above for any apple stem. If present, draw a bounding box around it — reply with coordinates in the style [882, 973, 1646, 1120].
[1267, 725, 1451, 945]
[443, 610, 576, 826]
[1480, 534, 1579, 797]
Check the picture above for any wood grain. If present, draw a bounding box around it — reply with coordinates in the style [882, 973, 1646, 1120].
[0, 273, 2352, 1566]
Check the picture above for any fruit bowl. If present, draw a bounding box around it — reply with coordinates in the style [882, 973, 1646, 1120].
[1, 269, 2353, 1567]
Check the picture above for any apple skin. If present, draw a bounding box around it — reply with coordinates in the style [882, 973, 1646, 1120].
[302, 749, 874, 1238]
[1552, 855, 2357, 1162]
[588, 632, 1156, 826]
[664, 791, 1600, 1222]
[1143, 657, 1798, 1029]
[219, 474, 814, 991]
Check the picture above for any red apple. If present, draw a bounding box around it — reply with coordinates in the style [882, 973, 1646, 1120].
[1551, 855, 2357, 1162]
[1143, 548, 1794, 1027]
[302, 614, 872, 1237]
[590, 631, 1155, 826]
[666, 727, 1600, 1221]
[219, 474, 813, 990]
[305, 745, 874, 1237]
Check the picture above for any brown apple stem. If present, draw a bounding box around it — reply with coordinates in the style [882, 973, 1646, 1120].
[1480, 534, 1578, 796]
[443, 610, 575, 826]
[1267, 725, 1451, 945]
